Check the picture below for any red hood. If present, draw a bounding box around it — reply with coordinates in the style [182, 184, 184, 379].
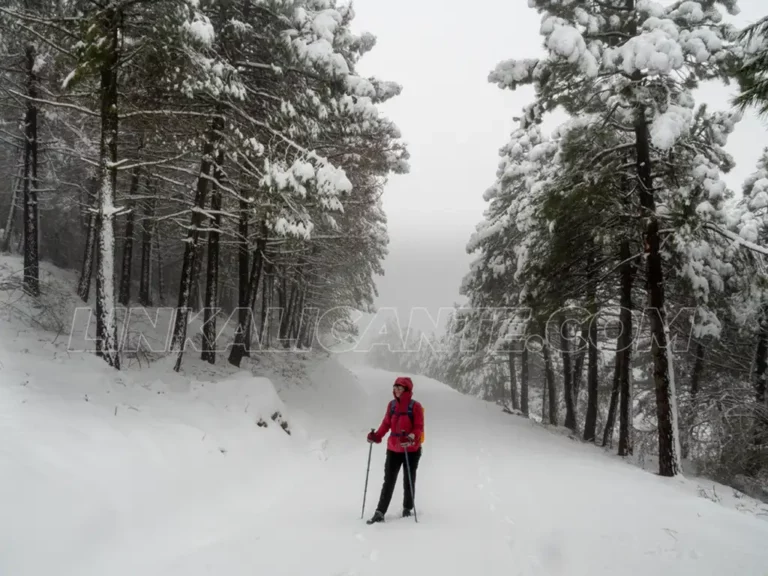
[393, 376, 413, 405]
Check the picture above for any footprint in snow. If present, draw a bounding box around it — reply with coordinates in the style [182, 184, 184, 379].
[369, 550, 379, 562]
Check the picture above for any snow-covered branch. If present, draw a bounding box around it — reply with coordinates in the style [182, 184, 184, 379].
[705, 222, 768, 257]
[5, 89, 100, 117]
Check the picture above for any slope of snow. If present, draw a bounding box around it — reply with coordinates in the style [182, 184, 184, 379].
[1, 257, 768, 575]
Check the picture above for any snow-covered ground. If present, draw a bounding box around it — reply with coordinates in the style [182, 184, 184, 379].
[2, 256, 768, 575]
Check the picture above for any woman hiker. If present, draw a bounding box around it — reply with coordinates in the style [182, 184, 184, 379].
[365, 376, 424, 523]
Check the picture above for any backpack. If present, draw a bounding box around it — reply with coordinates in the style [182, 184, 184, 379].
[389, 399, 425, 444]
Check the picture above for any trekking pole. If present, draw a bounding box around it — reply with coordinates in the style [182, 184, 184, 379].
[402, 442, 418, 523]
[361, 428, 375, 519]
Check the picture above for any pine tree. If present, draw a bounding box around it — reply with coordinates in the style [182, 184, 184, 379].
[734, 16, 768, 116]
[489, 0, 743, 477]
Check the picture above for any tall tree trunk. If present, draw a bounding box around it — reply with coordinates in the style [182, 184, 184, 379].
[95, 240, 102, 357]
[290, 287, 302, 340]
[278, 266, 287, 311]
[289, 286, 306, 342]
[630, 5, 680, 474]
[747, 310, 768, 476]
[541, 328, 558, 425]
[572, 320, 589, 402]
[521, 342, 529, 417]
[138, 194, 155, 307]
[690, 341, 705, 401]
[561, 316, 577, 432]
[170, 116, 223, 371]
[300, 287, 318, 349]
[280, 280, 298, 345]
[94, 8, 122, 369]
[618, 239, 634, 456]
[755, 311, 768, 406]
[229, 232, 266, 367]
[583, 265, 600, 442]
[277, 269, 288, 340]
[77, 206, 98, 302]
[22, 43, 39, 297]
[541, 369, 548, 423]
[1, 152, 22, 253]
[238, 194, 250, 352]
[118, 167, 140, 306]
[602, 350, 623, 447]
[201, 152, 224, 364]
[261, 260, 275, 348]
[190, 242, 205, 311]
[155, 228, 165, 304]
[509, 349, 519, 410]
[682, 340, 706, 459]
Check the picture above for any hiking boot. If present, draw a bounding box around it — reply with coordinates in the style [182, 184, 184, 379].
[366, 510, 385, 524]
[402, 508, 412, 518]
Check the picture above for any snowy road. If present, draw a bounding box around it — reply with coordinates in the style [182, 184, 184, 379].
[3, 350, 768, 576]
[159, 362, 768, 576]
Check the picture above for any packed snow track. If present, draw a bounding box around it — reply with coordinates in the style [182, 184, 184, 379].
[1, 349, 767, 576]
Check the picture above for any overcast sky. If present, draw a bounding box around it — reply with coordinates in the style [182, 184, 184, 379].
[348, 0, 768, 336]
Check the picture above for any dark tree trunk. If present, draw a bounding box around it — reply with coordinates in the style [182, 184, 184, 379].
[280, 281, 298, 345]
[572, 320, 588, 402]
[94, 8, 121, 369]
[1, 152, 22, 253]
[603, 352, 624, 447]
[602, 350, 623, 447]
[635, 115, 678, 471]
[756, 312, 768, 406]
[509, 349, 519, 410]
[278, 267, 286, 310]
[747, 311, 768, 476]
[261, 259, 275, 348]
[289, 287, 305, 342]
[138, 195, 155, 307]
[77, 207, 98, 302]
[298, 296, 311, 348]
[682, 340, 706, 459]
[561, 317, 577, 432]
[238, 194, 250, 351]
[155, 228, 165, 304]
[95, 241, 102, 357]
[521, 342, 529, 417]
[118, 167, 140, 306]
[228, 232, 267, 367]
[299, 288, 318, 349]
[171, 116, 223, 371]
[629, 0, 680, 474]
[583, 269, 600, 442]
[690, 341, 705, 401]
[618, 239, 634, 457]
[190, 242, 205, 311]
[201, 152, 224, 364]
[541, 369, 548, 423]
[542, 329, 558, 425]
[22, 43, 39, 297]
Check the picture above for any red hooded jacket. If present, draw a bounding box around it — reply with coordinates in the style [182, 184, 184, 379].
[372, 376, 424, 453]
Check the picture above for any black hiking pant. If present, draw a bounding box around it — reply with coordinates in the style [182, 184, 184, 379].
[376, 448, 422, 514]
